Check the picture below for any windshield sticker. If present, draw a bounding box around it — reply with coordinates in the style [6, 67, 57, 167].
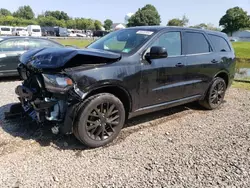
[136, 30, 154, 35]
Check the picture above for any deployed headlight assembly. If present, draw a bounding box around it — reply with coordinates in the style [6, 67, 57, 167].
[42, 74, 73, 93]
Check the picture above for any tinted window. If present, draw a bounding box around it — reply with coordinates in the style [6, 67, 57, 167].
[208, 34, 231, 52]
[185, 32, 211, 54]
[151, 32, 181, 56]
[32, 29, 40, 32]
[27, 39, 62, 50]
[0, 39, 27, 51]
[1, 28, 10, 31]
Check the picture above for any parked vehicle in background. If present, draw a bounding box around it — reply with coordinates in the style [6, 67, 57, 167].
[41, 27, 55, 36]
[9, 26, 236, 148]
[54, 27, 68, 37]
[12, 27, 28, 36]
[27, 25, 42, 37]
[67, 29, 77, 37]
[0, 36, 64, 77]
[0, 26, 12, 36]
[93, 30, 110, 37]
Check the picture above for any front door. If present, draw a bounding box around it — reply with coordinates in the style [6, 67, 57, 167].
[139, 31, 187, 108]
[0, 39, 27, 76]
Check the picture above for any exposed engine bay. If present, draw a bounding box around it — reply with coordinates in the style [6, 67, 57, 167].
[14, 63, 82, 134]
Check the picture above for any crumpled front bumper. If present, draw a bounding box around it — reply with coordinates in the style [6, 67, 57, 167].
[15, 85, 58, 122]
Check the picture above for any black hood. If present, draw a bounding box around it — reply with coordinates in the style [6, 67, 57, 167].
[19, 47, 122, 70]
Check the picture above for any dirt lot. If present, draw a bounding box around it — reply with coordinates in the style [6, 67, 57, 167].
[0, 79, 249, 188]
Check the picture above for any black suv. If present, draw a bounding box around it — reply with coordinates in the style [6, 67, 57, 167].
[8, 26, 235, 148]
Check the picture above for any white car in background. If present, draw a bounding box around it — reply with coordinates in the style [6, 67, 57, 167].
[12, 27, 28, 36]
[0, 26, 12, 36]
[27, 25, 42, 37]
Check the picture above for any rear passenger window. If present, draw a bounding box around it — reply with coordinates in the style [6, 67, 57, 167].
[208, 34, 231, 52]
[185, 32, 211, 54]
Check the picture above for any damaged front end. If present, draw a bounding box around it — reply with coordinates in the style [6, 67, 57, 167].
[14, 63, 84, 134]
[7, 47, 121, 134]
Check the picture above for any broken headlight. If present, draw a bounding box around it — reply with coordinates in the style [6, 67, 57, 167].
[42, 74, 73, 93]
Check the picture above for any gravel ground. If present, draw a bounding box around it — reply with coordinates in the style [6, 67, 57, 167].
[0, 78, 250, 188]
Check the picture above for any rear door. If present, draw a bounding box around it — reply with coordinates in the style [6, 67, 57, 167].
[183, 31, 217, 97]
[0, 38, 28, 75]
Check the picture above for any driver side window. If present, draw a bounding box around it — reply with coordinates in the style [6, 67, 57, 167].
[151, 32, 182, 57]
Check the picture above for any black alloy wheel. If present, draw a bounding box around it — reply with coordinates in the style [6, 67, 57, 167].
[74, 93, 125, 148]
[200, 77, 227, 110]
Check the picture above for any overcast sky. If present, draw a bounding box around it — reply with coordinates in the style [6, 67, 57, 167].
[1, 0, 250, 26]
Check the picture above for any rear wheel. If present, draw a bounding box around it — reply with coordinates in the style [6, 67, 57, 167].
[74, 93, 125, 148]
[199, 77, 226, 110]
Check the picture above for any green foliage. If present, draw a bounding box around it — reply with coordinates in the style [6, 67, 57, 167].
[0, 8, 12, 16]
[43, 11, 70, 20]
[94, 20, 102, 30]
[74, 18, 95, 30]
[219, 7, 250, 35]
[167, 15, 189, 26]
[37, 16, 66, 27]
[189, 23, 221, 31]
[13, 5, 34, 19]
[0, 16, 37, 26]
[66, 19, 76, 29]
[127, 4, 161, 27]
[104, 19, 113, 31]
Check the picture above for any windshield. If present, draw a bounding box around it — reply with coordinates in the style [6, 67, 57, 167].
[16, 28, 23, 31]
[32, 29, 41, 32]
[1, 28, 10, 31]
[87, 29, 155, 53]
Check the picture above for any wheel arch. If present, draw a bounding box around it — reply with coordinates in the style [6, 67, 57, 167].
[214, 71, 229, 88]
[201, 71, 229, 100]
[83, 84, 133, 119]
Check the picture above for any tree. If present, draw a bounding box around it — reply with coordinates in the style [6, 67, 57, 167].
[127, 4, 161, 27]
[189, 23, 221, 31]
[219, 6, 250, 35]
[167, 15, 189, 26]
[44, 11, 70, 20]
[104, 19, 113, 31]
[94, 20, 102, 30]
[0, 8, 12, 16]
[13, 5, 34, 19]
[66, 19, 76, 29]
[38, 16, 66, 27]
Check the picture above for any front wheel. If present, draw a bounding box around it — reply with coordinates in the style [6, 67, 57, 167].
[199, 77, 227, 110]
[74, 93, 125, 148]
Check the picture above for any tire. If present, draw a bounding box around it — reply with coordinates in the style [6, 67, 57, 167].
[73, 93, 125, 148]
[199, 77, 227, 110]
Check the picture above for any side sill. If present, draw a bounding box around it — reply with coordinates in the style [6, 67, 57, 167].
[128, 95, 201, 119]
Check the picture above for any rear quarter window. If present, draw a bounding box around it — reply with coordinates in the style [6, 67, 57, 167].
[208, 34, 231, 52]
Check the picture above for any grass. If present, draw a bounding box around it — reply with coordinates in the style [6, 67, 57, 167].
[54, 38, 93, 48]
[232, 42, 250, 59]
[232, 81, 250, 90]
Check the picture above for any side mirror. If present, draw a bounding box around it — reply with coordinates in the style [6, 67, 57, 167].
[145, 46, 168, 61]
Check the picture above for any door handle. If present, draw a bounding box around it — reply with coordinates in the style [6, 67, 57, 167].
[211, 59, 218, 64]
[175, 62, 185, 67]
